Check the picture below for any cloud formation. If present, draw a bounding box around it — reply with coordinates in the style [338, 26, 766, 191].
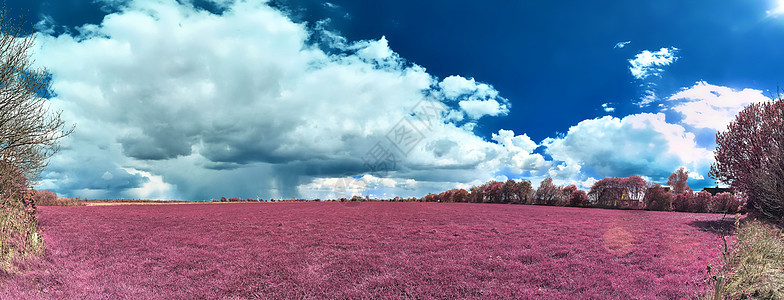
[543, 113, 712, 183]
[29, 0, 744, 200]
[628, 47, 679, 80]
[668, 81, 771, 131]
[31, 0, 532, 200]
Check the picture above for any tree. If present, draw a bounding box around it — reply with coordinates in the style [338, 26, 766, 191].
[534, 177, 560, 205]
[515, 180, 534, 204]
[644, 183, 671, 211]
[469, 185, 484, 203]
[710, 192, 743, 214]
[0, 8, 72, 183]
[589, 177, 624, 207]
[667, 167, 691, 195]
[622, 176, 648, 203]
[567, 189, 589, 207]
[672, 191, 695, 212]
[502, 179, 517, 203]
[711, 98, 784, 224]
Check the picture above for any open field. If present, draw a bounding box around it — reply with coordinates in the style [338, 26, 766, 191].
[1, 202, 728, 299]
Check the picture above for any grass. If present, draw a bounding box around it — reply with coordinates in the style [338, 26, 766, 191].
[0, 197, 43, 274]
[708, 219, 784, 299]
[2, 203, 726, 298]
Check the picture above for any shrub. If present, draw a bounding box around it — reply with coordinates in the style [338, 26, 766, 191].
[32, 190, 82, 206]
[708, 220, 784, 299]
[0, 195, 42, 273]
[710, 192, 744, 214]
[644, 184, 671, 211]
[711, 97, 784, 224]
[692, 191, 711, 213]
[567, 190, 589, 207]
[0, 167, 42, 273]
[673, 192, 695, 212]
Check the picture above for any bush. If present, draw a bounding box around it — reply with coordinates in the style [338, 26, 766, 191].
[693, 191, 712, 213]
[644, 184, 671, 211]
[710, 192, 744, 214]
[673, 192, 695, 212]
[32, 190, 82, 206]
[567, 190, 589, 207]
[708, 219, 784, 299]
[711, 97, 784, 225]
[0, 195, 42, 273]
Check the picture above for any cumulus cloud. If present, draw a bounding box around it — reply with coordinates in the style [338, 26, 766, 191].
[543, 113, 712, 182]
[458, 99, 509, 119]
[30, 0, 738, 200]
[601, 103, 615, 112]
[437, 75, 509, 119]
[491, 129, 549, 173]
[31, 0, 529, 200]
[668, 81, 771, 131]
[628, 47, 679, 80]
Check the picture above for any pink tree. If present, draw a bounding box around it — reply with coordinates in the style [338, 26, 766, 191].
[567, 189, 589, 207]
[644, 183, 672, 211]
[667, 167, 691, 194]
[589, 177, 624, 207]
[534, 178, 561, 205]
[693, 190, 712, 213]
[515, 180, 534, 204]
[711, 98, 784, 223]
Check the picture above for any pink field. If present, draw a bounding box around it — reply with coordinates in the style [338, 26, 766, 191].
[2, 202, 729, 299]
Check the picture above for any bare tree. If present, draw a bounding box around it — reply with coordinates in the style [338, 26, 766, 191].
[0, 6, 72, 183]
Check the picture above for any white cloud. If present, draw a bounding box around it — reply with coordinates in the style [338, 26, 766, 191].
[458, 99, 509, 119]
[638, 89, 658, 106]
[614, 41, 631, 49]
[30, 0, 526, 200]
[601, 103, 615, 112]
[543, 113, 712, 181]
[491, 129, 549, 173]
[628, 47, 679, 80]
[354, 36, 395, 62]
[668, 81, 771, 131]
[124, 168, 179, 200]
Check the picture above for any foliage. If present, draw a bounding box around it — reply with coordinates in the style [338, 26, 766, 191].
[711, 97, 784, 224]
[588, 176, 647, 208]
[533, 177, 561, 205]
[693, 191, 712, 213]
[667, 167, 692, 194]
[30, 189, 80, 206]
[0, 163, 40, 273]
[709, 192, 744, 214]
[644, 183, 672, 211]
[567, 189, 589, 207]
[673, 191, 696, 212]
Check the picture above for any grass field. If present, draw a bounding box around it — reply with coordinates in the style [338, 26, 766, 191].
[1, 202, 728, 299]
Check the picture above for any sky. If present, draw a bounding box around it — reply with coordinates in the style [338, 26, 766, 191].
[7, 0, 784, 200]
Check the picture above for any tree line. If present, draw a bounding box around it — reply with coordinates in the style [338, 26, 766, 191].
[415, 167, 744, 214]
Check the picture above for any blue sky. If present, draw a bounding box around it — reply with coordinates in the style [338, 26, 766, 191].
[9, 0, 784, 200]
